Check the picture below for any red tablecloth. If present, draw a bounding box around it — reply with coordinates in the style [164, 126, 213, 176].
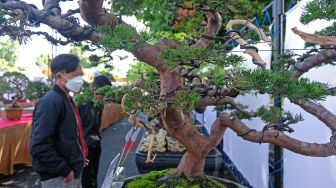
[0, 113, 32, 175]
[0, 114, 33, 128]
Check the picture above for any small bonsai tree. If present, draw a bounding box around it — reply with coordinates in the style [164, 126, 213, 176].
[0, 71, 29, 104]
[26, 80, 51, 101]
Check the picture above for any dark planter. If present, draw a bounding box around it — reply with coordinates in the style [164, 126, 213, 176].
[121, 174, 245, 188]
[135, 138, 224, 177]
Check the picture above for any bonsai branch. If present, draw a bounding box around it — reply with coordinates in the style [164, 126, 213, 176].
[291, 99, 336, 132]
[216, 112, 336, 157]
[26, 30, 71, 45]
[329, 87, 336, 95]
[190, 6, 222, 49]
[292, 46, 336, 79]
[196, 97, 255, 118]
[128, 115, 157, 163]
[226, 19, 272, 68]
[61, 8, 80, 18]
[1, 0, 103, 43]
[292, 27, 336, 46]
[79, 0, 120, 26]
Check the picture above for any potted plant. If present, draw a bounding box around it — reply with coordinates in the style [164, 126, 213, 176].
[135, 120, 224, 177]
[4, 99, 23, 120]
[0, 72, 29, 119]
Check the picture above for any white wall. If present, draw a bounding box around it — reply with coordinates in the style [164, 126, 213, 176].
[203, 42, 272, 188]
[283, 1, 336, 187]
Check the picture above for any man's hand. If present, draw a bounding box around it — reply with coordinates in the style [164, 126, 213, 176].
[64, 170, 75, 183]
[84, 159, 90, 167]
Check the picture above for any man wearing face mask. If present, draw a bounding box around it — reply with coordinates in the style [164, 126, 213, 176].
[78, 75, 111, 188]
[30, 54, 88, 188]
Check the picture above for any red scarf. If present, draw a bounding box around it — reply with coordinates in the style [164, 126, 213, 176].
[69, 98, 88, 158]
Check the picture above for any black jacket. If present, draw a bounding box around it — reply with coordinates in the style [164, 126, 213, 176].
[78, 102, 102, 146]
[30, 85, 84, 181]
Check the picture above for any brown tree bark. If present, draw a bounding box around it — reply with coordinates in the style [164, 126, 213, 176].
[215, 112, 336, 157]
[292, 27, 336, 46]
[175, 152, 206, 180]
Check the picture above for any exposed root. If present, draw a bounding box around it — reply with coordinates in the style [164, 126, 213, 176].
[156, 170, 208, 188]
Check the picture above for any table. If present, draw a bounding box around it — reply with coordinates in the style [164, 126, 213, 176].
[100, 103, 127, 132]
[0, 113, 32, 175]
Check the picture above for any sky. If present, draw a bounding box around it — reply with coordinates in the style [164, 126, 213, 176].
[6, 0, 146, 81]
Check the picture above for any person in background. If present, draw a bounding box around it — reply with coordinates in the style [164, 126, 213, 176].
[30, 54, 88, 188]
[78, 75, 112, 188]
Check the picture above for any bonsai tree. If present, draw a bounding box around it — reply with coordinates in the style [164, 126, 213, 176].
[26, 80, 51, 101]
[0, 71, 29, 102]
[1, 0, 336, 184]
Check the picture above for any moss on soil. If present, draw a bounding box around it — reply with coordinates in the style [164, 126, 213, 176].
[124, 169, 228, 188]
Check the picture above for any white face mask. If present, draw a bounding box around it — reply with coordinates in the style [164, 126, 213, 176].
[65, 75, 84, 93]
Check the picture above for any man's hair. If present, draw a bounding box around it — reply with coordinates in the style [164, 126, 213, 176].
[50, 54, 80, 75]
[93, 75, 112, 89]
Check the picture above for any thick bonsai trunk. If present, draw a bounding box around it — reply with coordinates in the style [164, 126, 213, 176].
[175, 152, 206, 180]
[159, 70, 213, 179]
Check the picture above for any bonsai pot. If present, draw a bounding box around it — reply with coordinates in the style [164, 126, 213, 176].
[135, 136, 224, 177]
[5, 108, 24, 120]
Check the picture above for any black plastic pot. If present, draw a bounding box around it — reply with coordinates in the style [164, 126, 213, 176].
[135, 139, 224, 177]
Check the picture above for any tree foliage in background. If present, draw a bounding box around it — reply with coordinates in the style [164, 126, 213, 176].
[35, 54, 49, 69]
[110, 0, 271, 42]
[0, 39, 23, 72]
[26, 80, 51, 100]
[70, 45, 91, 68]
[126, 62, 159, 83]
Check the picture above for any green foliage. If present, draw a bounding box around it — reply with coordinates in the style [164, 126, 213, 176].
[35, 54, 49, 69]
[272, 51, 297, 71]
[109, 0, 271, 42]
[122, 86, 166, 116]
[0, 81, 10, 100]
[26, 81, 51, 100]
[173, 87, 201, 111]
[7, 102, 20, 109]
[160, 47, 244, 69]
[305, 22, 336, 47]
[97, 24, 147, 52]
[0, 7, 5, 25]
[204, 0, 271, 21]
[110, 0, 179, 39]
[69, 46, 91, 68]
[238, 69, 329, 100]
[126, 62, 159, 83]
[199, 64, 241, 87]
[0, 40, 22, 72]
[256, 106, 283, 123]
[300, 0, 336, 25]
[75, 86, 94, 106]
[126, 169, 175, 188]
[75, 85, 127, 107]
[256, 106, 303, 124]
[0, 72, 29, 98]
[107, 86, 128, 104]
[315, 21, 336, 36]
